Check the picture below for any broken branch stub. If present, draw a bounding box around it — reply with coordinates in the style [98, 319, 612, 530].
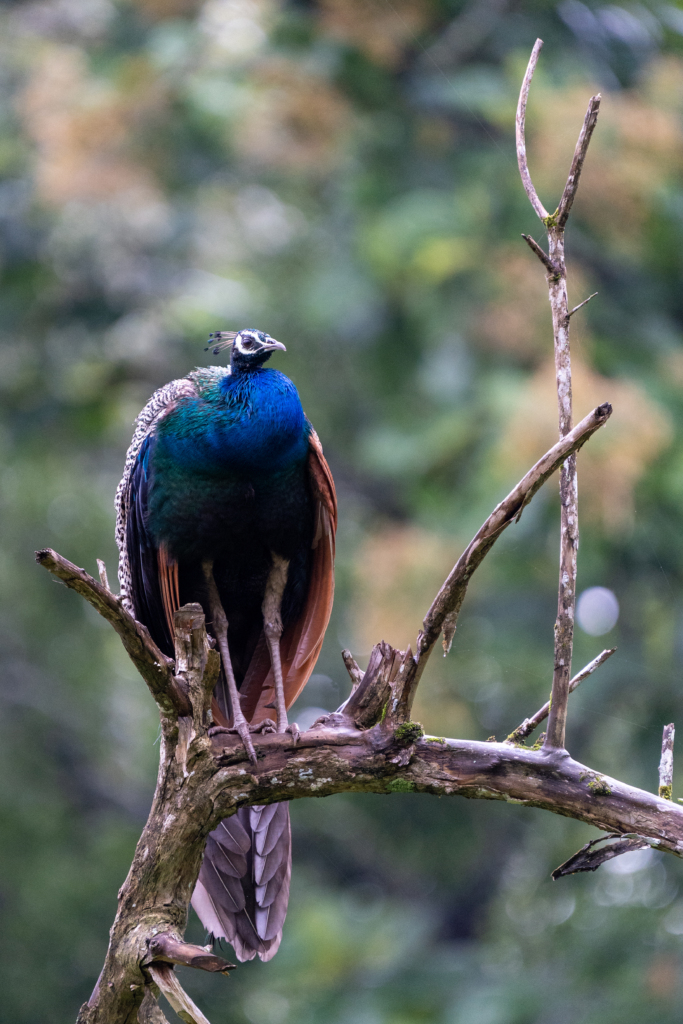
[660, 724, 675, 800]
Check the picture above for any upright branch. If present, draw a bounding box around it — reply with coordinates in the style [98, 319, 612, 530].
[660, 724, 675, 800]
[515, 38, 601, 751]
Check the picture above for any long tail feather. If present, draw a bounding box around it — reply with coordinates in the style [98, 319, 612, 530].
[192, 804, 291, 962]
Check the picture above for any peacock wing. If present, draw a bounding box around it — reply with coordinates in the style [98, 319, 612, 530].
[248, 427, 337, 723]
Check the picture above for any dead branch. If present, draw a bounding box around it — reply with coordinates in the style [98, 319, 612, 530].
[413, 402, 611, 676]
[35, 548, 189, 717]
[148, 964, 212, 1024]
[341, 648, 364, 690]
[506, 647, 616, 744]
[551, 833, 651, 880]
[515, 37, 548, 221]
[39, 545, 679, 1024]
[660, 724, 675, 800]
[145, 933, 235, 974]
[516, 39, 601, 751]
[568, 292, 598, 318]
[557, 95, 601, 227]
[521, 233, 559, 276]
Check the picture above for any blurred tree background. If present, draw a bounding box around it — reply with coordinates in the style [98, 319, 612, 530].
[2, 0, 683, 1020]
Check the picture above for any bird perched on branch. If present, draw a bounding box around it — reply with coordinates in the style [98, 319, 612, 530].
[115, 328, 336, 961]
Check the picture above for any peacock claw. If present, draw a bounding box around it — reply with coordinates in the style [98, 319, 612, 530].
[208, 721, 258, 764]
[285, 722, 300, 743]
[252, 719, 277, 734]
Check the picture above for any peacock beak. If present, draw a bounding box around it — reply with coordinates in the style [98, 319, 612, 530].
[264, 338, 286, 353]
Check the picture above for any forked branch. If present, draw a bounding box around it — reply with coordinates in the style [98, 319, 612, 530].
[516, 39, 602, 751]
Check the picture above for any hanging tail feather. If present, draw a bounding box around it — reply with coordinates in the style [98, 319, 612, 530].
[192, 803, 292, 962]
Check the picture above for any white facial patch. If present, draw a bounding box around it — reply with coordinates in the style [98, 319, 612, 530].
[234, 330, 264, 355]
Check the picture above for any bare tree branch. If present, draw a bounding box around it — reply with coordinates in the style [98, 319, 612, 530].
[515, 40, 601, 752]
[506, 647, 616, 744]
[35, 548, 189, 717]
[568, 292, 598, 318]
[145, 933, 235, 974]
[515, 38, 549, 222]
[557, 95, 601, 227]
[341, 649, 364, 690]
[148, 964, 213, 1024]
[40, 558, 677, 1024]
[413, 402, 612, 676]
[521, 233, 559, 276]
[660, 724, 675, 800]
[551, 833, 651, 879]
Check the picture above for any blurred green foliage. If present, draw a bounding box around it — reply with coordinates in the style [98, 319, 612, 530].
[2, 0, 683, 1020]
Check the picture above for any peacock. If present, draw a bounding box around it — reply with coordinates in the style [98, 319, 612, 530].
[115, 328, 337, 961]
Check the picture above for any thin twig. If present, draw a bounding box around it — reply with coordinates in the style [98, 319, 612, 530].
[415, 403, 612, 672]
[506, 647, 616, 744]
[659, 724, 675, 800]
[515, 38, 549, 222]
[521, 234, 559, 276]
[147, 964, 213, 1024]
[557, 95, 601, 227]
[568, 292, 598, 318]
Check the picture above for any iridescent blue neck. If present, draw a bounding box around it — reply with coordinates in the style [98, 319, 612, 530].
[157, 368, 309, 475]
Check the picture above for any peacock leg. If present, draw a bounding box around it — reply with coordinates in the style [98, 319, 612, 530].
[262, 553, 298, 738]
[202, 559, 258, 764]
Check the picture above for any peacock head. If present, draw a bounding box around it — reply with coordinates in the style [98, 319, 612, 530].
[206, 328, 286, 371]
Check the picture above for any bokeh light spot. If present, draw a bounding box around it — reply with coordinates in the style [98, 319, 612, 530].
[577, 587, 620, 635]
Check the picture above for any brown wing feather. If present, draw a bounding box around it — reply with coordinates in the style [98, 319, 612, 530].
[157, 543, 180, 642]
[249, 432, 337, 724]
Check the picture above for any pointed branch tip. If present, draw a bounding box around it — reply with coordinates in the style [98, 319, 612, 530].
[516, 39, 549, 222]
[568, 292, 598, 318]
[557, 93, 601, 227]
[521, 233, 560, 276]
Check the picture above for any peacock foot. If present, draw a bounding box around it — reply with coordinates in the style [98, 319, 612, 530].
[208, 719, 259, 765]
[284, 721, 300, 743]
